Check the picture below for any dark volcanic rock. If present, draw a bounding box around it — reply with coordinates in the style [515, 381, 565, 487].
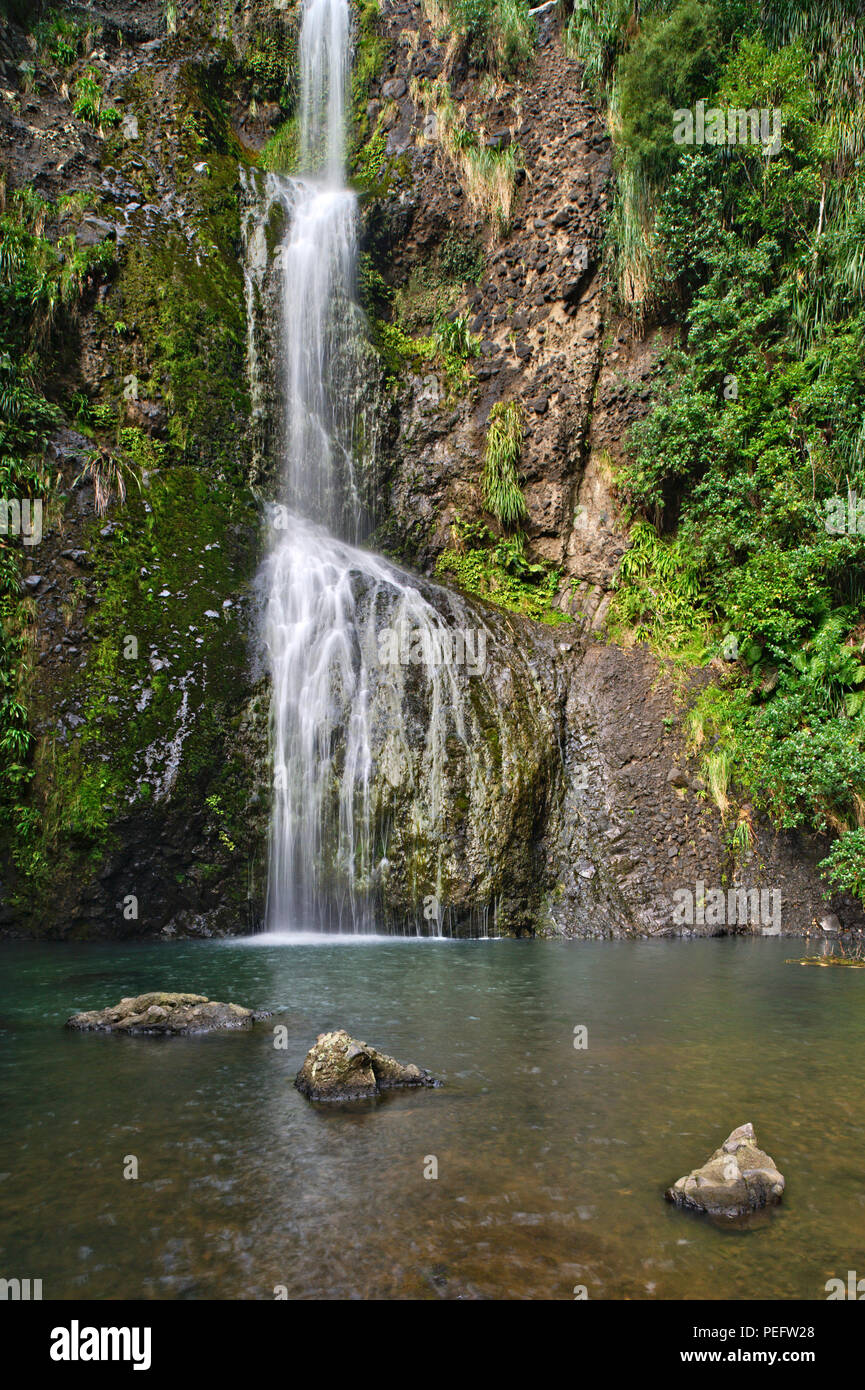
[665, 1123, 785, 1218]
[75, 215, 116, 246]
[66, 991, 268, 1034]
[295, 1029, 442, 1101]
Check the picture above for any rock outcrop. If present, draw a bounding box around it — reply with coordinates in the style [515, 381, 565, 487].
[66, 991, 266, 1034]
[665, 1123, 785, 1218]
[294, 1029, 441, 1101]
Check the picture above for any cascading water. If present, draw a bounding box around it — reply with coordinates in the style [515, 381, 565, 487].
[248, 0, 487, 935]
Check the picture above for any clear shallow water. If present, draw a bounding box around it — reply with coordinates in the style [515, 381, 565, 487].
[1, 936, 863, 1300]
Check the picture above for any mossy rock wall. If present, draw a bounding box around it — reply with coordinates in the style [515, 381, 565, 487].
[0, 4, 304, 936]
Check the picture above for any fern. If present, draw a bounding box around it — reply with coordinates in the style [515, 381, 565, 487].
[483, 399, 527, 527]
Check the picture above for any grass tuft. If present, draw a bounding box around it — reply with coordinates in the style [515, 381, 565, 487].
[483, 399, 527, 527]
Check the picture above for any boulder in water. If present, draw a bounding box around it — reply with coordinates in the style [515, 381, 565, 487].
[295, 1029, 441, 1101]
[665, 1122, 785, 1218]
[66, 992, 267, 1035]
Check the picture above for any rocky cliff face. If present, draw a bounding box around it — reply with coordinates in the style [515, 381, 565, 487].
[0, 0, 287, 937]
[0, 0, 845, 939]
[359, 3, 670, 633]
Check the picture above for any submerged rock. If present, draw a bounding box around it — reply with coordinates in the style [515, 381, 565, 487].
[66, 992, 267, 1035]
[665, 1123, 785, 1218]
[295, 1029, 442, 1102]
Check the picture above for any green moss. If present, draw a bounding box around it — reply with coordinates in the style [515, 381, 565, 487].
[260, 114, 299, 173]
[436, 521, 570, 624]
[118, 426, 167, 471]
[94, 61, 253, 471]
[0, 186, 119, 881]
[18, 469, 259, 895]
[393, 263, 462, 335]
[109, 186, 248, 467]
[351, 0, 385, 151]
[439, 229, 485, 285]
[0, 18, 274, 929]
[241, 24, 298, 105]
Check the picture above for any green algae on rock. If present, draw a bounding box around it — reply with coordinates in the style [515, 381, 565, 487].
[66, 991, 269, 1034]
[294, 1029, 442, 1101]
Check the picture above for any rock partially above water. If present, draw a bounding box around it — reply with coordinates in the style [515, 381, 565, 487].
[295, 1029, 442, 1102]
[665, 1123, 785, 1218]
[66, 992, 267, 1035]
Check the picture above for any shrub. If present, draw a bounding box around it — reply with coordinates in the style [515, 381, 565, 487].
[616, 0, 722, 182]
[819, 829, 865, 904]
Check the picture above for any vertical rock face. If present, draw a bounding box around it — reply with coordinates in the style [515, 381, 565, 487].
[355, 573, 565, 935]
[0, 2, 295, 939]
[359, 3, 640, 632]
[665, 1124, 786, 1218]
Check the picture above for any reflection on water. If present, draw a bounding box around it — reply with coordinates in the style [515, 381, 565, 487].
[1, 937, 863, 1300]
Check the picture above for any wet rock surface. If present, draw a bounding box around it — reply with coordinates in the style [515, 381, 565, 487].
[66, 991, 268, 1034]
[665, 1123, 785, 1219]
[295, 1029, 442, 1101]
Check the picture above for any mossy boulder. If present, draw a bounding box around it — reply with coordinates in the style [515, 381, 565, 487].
[66, 991, 268, 1034]
[665, 1123, 785, 1218]
[294, 1029, 441, 1101]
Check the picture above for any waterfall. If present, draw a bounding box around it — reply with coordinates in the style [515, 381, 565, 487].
[249, 0, 485, 936]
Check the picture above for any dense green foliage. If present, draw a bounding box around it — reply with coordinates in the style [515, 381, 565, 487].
[436, 518, 568, 624]
[819, 827, 865, 901]
[585, 0, 865, 900]
[371, 311, 480, 394]
[72, 66, 121, 129]
[30, 5, 92, 66]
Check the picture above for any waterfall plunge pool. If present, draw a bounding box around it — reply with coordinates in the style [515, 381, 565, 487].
[1, 935, 862, 1300]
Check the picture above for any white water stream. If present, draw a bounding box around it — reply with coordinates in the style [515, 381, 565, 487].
[246, 0, 479, 933]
